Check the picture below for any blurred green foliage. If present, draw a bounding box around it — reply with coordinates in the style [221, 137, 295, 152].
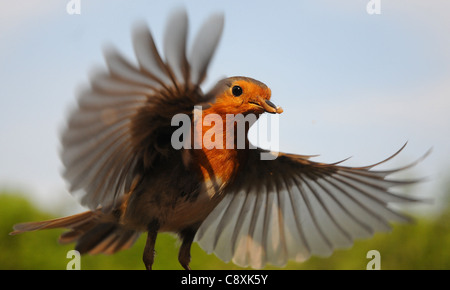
[1, 189, 449, 270]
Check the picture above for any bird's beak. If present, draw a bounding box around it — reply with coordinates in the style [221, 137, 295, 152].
[256, 95, 283, 114]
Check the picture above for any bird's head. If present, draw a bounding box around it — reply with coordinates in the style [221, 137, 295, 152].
[206, 76, 283, 116]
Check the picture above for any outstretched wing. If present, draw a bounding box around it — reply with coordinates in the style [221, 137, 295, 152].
[61, 9, 224, 210]
[195, 144, 429, 268]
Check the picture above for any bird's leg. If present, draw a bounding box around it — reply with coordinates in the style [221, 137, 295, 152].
[143, 219, 159, 270]
[178, 227, 198, 270]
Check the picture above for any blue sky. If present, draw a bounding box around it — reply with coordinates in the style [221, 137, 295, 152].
[1, 0, 450, 214]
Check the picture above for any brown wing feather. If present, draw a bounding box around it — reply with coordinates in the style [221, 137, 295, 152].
[195, 144, 428, 268]
[61, 10, 224, 210]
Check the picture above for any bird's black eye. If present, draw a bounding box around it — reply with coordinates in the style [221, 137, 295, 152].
[231, 85, 243, 97]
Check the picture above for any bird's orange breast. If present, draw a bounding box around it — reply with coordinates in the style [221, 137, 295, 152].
[190, 108, 247, 188]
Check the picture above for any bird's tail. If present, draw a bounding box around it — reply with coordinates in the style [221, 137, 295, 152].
[10, 210, 141, 255]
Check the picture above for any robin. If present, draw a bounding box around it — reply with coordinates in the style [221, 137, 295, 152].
[11, 9, 428, 270]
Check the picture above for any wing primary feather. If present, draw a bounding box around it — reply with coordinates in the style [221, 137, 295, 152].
[231, 192, 257, 267]
[339, 170, 420, 188]
[271, 173, 288, 266]
[66, 131, 130, 197]
[63, 114, 131, 154]
[260, 184, 270, 265]
[132, 23, 172, 87]
[90, 72, 157, 96]
[327, 175, 408, 225]
[103, 46, 162, 89]
[63, 121, 130, 170]
[348, 142, 408, 170]
[294, 174, 334, 254]
[230, 191, 253, 255]
[309, 173, 374, 237]
[194, 194, 234, 253]
[247, 188, 268, 268]
[347, 147, 432, 177]
[328, 156, 353, 166]
[211, 191, 244, 256]
[78, 92, 147, 110]
[335, 172, 421, 203]
[189, 13, 225, 85]
[163, 8, 189, 90]
[65, 104, 139, 132]
[215, 191, 248, 262]
[280, 174, 311, 260]
[303, 175, 354, 244]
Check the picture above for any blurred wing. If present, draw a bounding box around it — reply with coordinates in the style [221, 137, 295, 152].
[61, 9, 224, 210]
[195, 144, 428, 268]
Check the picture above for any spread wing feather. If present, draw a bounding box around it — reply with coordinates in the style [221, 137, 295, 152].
[61, 10, 224, 210]
[195, 144, 429, 268]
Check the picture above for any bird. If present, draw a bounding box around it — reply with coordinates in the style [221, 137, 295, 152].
[11, 9, 429, 270]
